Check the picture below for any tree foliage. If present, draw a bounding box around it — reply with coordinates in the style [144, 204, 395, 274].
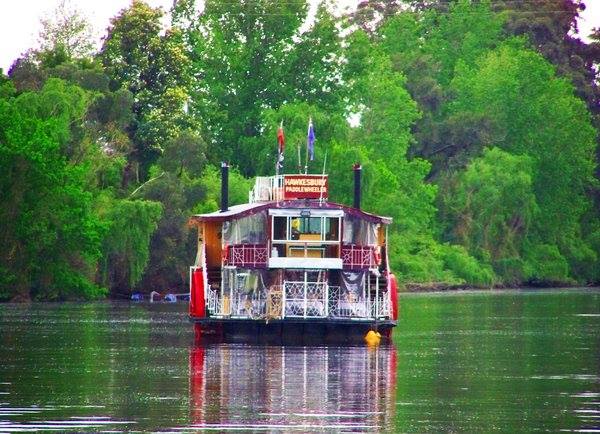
[38, 0, 96, 59]
[0, 79, 104, 300]
[447, 42, 597, 281]
[1, 0, 599, 301]
[100, 0, 195, 170]
[98, 197, 162, 293]
[189, 0, 345, 175]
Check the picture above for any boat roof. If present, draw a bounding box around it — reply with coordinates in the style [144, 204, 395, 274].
[190, 200, 392, 225]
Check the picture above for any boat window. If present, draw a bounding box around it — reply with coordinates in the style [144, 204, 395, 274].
[271, 216, 340, 248]
[222, 212, 267, 245]
[324, 217, 340, 241]
[271, 216, 341, 242]
[342, 216, 378, 245]
[273, 216, 287, 241]
[302, 217, 322, 235]
[291, 216, 323, 240]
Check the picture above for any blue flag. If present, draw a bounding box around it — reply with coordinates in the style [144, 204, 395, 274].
[307, 118, 315, 161]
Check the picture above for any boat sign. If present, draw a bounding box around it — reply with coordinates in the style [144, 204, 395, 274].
[283, 175, 328, 200]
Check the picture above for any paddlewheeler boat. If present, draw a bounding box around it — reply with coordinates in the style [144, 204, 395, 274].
[188, 164, 398, 343]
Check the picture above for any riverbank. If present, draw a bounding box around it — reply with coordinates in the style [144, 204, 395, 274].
[401, 282, 600, 293]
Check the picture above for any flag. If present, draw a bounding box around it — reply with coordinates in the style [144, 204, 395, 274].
[277, 120, 285, 154]
[307, 117, 315, 161]
[277, 121, 285, 172]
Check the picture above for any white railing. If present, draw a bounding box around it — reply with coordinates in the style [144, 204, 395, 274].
[207, 288, 222, 315]
[328, 285, 368, 318]
[371, 293, 391, 319]
[283, 281, 327, 318]
[205, 283, 391, 321]
[249, 175, 285, 203]
[341, 244, 376, 269]
[226, 244, 268, 267]
[231, 288, 267, 318]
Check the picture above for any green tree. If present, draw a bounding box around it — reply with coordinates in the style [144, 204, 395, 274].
[189, 0, 344, 175]
[448, 43, 598, 281]
[442, 148, 539, 283]
[100, 0, 194, 171]
[97, 196, 162, 294]
[0, 79, 105, 300]
[496, 0, 598, 114]
[362, 1, 508, 178]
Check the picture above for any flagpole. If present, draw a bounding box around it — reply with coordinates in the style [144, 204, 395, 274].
[304, 142, 308, 175]
[318, 150, 328, 206]
[297, 141, 302, 174]
[276, 120, 284, 177]
[305, 117, 310, 175]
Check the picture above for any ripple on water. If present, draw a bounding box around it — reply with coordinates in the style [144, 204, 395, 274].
[572, 393, 600, 398]
[0, 404, 135, 433]
[531, 375, 600, 381]
[168, 422, 379, 431]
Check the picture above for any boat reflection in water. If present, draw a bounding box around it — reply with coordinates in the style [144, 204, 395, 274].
[188, 344, 397, 431]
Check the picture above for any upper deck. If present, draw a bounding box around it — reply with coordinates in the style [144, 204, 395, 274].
[189, 174, 391, 272]
[248, 174, 328, 203]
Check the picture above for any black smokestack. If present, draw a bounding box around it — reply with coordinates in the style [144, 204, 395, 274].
[221, 162, 229, 212]
[353, 163, 361, 209]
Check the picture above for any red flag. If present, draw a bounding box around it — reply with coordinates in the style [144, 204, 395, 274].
[277, 121, 285, 154]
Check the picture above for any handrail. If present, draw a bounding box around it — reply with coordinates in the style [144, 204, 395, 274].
[206, 282, 389, 320]
[249, 175, 285, 203]
[341, 244, 377, 269]
[225, 244, 269, 267]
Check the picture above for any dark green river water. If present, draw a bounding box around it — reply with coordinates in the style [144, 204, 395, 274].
[0, 289, 598, 432]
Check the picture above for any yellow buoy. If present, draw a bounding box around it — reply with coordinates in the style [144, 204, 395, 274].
[364, 330, 381, 346]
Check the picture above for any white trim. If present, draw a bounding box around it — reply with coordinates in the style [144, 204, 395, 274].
[268, 209, 344, 217]
[271, 215, 342, 243]
[268, 257, 343, 269]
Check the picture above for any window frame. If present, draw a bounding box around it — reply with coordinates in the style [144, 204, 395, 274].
[270, 215, 341, 244]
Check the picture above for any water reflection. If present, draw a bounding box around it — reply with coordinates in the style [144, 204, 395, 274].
[187, 344, 397, 431]
[1, 292, 598, 432]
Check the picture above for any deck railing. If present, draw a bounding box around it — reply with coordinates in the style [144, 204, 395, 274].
[207, 288, 222, 315]
[224, 243, 381, 269]
[341, 244, 377, 269]
[328, 285, 368, 318]
[328, 285, 390, 319]
[249, 175, 285, 203]
[283, 281, 328, 318]
[206, 281, 390, 320]
[231, 288, 267, 318]
[225, 244, 269, 268]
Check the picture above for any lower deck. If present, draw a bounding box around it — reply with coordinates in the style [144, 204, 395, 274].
[191, 317, 396, 344]
[202, 267, 392, 321]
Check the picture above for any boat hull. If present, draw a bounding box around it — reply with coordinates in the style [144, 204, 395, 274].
[191, 318, 396, 345]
